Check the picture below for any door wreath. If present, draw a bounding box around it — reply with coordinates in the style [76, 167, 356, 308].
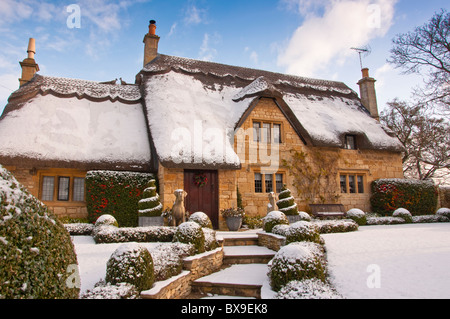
[193, 172, 208, 187]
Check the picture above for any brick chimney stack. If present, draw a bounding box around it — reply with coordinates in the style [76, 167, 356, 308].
[357, 68, 379, 120]
[143, 20, 160, 67]
[19, 38, 40, 87]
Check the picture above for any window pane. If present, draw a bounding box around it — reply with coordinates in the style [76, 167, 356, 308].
[73, 177, 85, 202]
[58, 177, 70, 201]
[253, 122, 260, 142]
[345, 135, 356, 150]
[340, 175, 347, 193]
[273, 124, 281, 144]
[254, 173, 262, 193]
[275, 174, 283, 193]
[262, 123, 271, 143]
[265, 174, 273, 193]
[348, 175, 356, 193]
[357, 176, 364, 194]
[42, 176, 55, 201]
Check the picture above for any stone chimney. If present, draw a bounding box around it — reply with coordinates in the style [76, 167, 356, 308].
[143, 20, 160, 66]
[357, 68, 379, 120]
[19, 38, 40, 87]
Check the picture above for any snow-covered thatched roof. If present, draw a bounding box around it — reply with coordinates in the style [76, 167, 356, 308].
[140, 54, 403, 169]
[0, 75, 151, 171]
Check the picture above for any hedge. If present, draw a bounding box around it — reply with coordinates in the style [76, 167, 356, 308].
[86, 171, 155, 227]
[370, 179, 438, 216]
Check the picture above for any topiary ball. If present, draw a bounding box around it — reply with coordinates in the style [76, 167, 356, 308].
[0, 165, 79, 299]
[95, 214, 119, 227]
[173, 222, 205, 253]
[436, 207, 450, 219]
[393, 208, 413, 223]
[188, 212, 213, 229]
[346, 208, 367, 226]
[263, 211, 289, 233]
[269, 242, 327, 292]
[105, 243, 154, 292]
[285, 221, 322, 244]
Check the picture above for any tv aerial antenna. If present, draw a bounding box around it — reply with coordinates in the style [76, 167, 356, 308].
[351, 45, 372, 69]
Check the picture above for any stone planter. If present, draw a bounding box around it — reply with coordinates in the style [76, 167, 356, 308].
[139, 216, 164, 227]
[225, 216, 242, 231]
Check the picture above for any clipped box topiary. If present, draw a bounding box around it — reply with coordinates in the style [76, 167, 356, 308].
[105, 243, 154, 292]
[285, 221, 322, 245]
[188, 212, 213, 229]
[0, 165, 79, 299]
[263, 211, 289, 233]
[173, 222, 205, 254]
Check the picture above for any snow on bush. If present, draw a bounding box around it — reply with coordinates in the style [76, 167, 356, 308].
[285, 221, 322, 245]
[412, 215, 449, 223]
[149, 243, 195, 281]
[298, 211, 312, 222]
[276, 186, 298, 216]
[393, 208, 413, 223]
[346, 208, 367, 225]
[93, 225, 176, 244]
[64, 223, 94, 236]
[95, 214, 119, 227]
[271, 224, 290, 237]
[275, 278, 343, 299]
[263, 211, 289, 233]
[366, 216, 405, 225]
[202, 227, 219, 251]
[173, 222, 205, 253]
[138, 179, 163, 217]
[437, 208, 450, 219]
[188, 212, 213, 229]
[312, 219, 359, 234]
[0, 165, 79, 299]
[269, 242, 327, 292]
[105, 243, 154, 292]
[81, 280, 139, 299]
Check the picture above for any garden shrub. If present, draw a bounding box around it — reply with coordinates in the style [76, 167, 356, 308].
[275, 279, 343, 299]
[346, 208, 367, 226]
[298, 211, 312, 222]
[188, 212, 213, 229]
[371, 179, 437, 216]
[264, 211, 289, 233]
[86, 170, 155, 227]
[173, 222, 205, 254]
[269, 242, 327, 292]
[271, 224, 290, 237]
[93, 226, 176, 244]
[276, 186, 298, 216]
[95, 214, 119, 227]
[437, 207, 450, 219]
[243, 214, 264, 229]
[138, 179, 163, 217]
[0, 165, 79, 299]
[393, 208, 413, 223]
[105, 243, 154, 292]
[285, 221, 322, 245]
[81, 280, 139, 299]
[149, 243, 195, 281]
[64, 223, 94, 236]
[312, 220, 359, 234]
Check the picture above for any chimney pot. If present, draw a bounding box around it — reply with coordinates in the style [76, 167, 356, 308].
[361, 67, 369, 78]
[148, 20, 157, 35]
[27, 38, 36, 59]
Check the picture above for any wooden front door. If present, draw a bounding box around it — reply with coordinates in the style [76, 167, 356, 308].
[184, 170, 219, 229]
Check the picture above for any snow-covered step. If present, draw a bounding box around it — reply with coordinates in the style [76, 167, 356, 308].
[223, 245, 276, 264]
[191, 264, 269, 299]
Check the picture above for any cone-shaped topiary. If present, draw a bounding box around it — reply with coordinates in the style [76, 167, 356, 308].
[138, 180, 163, 217]
[0, 165, 79, 299]
[276, 185, 298, 216]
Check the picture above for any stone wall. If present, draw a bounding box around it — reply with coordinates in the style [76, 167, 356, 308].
[257, 231, 285, 252]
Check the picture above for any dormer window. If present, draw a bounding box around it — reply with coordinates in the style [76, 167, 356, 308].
[345, 135, 357, 150]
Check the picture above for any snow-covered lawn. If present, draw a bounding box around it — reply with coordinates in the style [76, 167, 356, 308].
[73, 223, 450, 299]
[322, 223, 450, 299]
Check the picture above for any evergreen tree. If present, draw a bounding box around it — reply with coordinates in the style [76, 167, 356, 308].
[138, 180, 163, 217]
[276, 185, 298, 216]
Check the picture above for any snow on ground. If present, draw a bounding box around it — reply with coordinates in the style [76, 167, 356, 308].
[322, 223, 450, 299]
[73, 224, 450, 299]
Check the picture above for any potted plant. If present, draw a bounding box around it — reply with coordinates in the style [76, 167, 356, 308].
[221, 207, 245, 231]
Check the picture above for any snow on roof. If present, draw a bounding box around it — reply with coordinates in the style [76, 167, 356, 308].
[0, 93, 151, 170]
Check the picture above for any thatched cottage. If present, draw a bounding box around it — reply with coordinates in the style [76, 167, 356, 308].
[0, 21, 404, 229]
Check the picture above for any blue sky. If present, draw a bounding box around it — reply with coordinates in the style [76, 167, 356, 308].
[0, 0, 449, 115]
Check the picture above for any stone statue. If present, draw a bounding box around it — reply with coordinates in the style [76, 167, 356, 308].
[267, 192, 278, 214]
[171, 189, 187, 226]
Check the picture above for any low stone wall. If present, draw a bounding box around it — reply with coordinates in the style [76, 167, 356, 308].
[141, 247, 224, 299]
[257, 231, 285, 252]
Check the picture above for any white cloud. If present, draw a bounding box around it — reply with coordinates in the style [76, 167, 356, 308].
[278, 0, 398, 77]
[168, 23, 177, 37]
[184, 4, 208, 25]
[198, 33, 218, 62]
[0, 0, 33, 25]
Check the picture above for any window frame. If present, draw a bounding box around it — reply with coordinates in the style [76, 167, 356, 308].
[252, 120, 283, 144]
[339, 173, 366, 194]
[254, 171, 285, 194]
[39, 171, 86, 203]
[344, 135, 357, 150]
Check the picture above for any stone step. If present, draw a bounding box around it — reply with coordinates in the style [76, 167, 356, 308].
[223, 245, 276, 265]
[191, 264, 269, 299]
[222, 236, 259, 247]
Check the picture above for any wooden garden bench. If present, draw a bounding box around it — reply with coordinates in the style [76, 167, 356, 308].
[309, 204, 347, 219]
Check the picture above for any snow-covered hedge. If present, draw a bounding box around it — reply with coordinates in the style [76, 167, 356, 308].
[86, 170, 155, 227]
[263, 211, 289, 233]
[93, 225, 176, 244]
[285, 221, 322, 245]
[371, 179, 438, 216]
[346, 208, 367, 225]
[0, 165, 79, 299]
[366, 216, 405, 225]
[173, 222, 205, 254]
[64, 223, 95, 236]
[393, 208, 413, 223]
[150, 243, 195, 281]
[105, 243, 154, 292]
[311, 219, 359, 234]
[269, 242, 327, 292]
[188, 212, 213, 229]
[275, 278, 343, 299]
[81, 281, 139, 299]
